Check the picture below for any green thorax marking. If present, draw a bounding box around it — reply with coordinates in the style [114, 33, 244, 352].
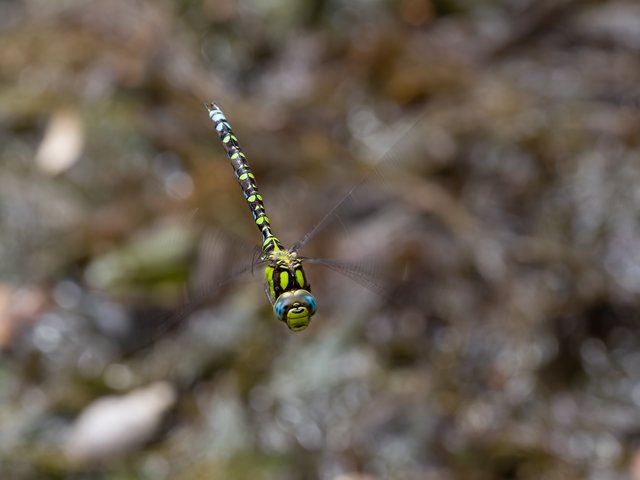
[263, 249, 310, 303]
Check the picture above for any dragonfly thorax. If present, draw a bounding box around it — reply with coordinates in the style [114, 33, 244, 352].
[263, 246, 316, 331]
[263, 247, 298, 264]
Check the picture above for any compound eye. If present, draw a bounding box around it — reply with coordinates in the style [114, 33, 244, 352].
[273, 290, 317, 331]
[297, 290, 317, 315]
[274, 292, 293, 321]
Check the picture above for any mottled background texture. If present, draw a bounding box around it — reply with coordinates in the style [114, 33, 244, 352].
[2, 1, 640, 479]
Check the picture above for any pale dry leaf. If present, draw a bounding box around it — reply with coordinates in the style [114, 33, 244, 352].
[35, 110, 85, 175]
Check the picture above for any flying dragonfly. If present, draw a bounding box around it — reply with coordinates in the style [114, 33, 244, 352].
[205, 102, 408, 332]
[207, 103, 317, 331]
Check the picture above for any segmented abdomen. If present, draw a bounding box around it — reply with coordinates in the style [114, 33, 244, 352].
[207, 103, 283, 253]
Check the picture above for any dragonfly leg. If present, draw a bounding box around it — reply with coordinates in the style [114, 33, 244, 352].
[264, 283, 275, 306]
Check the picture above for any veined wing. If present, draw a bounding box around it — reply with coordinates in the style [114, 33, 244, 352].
[188, 226, 264, 302]
[290, 106, 430, 254]
[301, 256, 390, 299]
[117, 224, 267, 353]
[279, 104, 443, 313]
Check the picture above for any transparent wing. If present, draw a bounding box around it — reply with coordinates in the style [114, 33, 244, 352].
[290, 106, 429, 253]
[188, 227, 264, 302]
[301, 256, 390, 299]
[128, 226, 266, 352]
[282, 104, 443, 317]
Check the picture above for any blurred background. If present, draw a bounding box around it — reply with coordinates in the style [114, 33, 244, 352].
[2, 0, 640, 478]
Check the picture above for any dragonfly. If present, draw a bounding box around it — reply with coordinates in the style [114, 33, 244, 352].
[207, 103, 317, 332]
[205, 102, 399, 332]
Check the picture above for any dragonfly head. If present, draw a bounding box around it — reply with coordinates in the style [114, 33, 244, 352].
[274, 290, 317, 332]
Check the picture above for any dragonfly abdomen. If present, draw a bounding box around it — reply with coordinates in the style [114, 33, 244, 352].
[207, 103, 282, 254]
